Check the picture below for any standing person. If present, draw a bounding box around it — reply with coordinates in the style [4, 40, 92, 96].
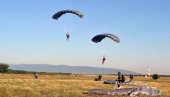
[129, 74, 133, 82]
[102, 55, 106, 64]
[34, 72, 39, 79]
[66, 32, 70, 41]
[121, 74, 125, 83]
[98, 75, 102, 81]
[115, 71, 125, 89]
[117, 71, 122, 88]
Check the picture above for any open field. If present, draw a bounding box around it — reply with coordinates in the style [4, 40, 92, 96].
[0, 74, 169, 97]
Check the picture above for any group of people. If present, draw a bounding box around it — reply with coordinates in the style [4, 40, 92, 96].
[116, 72, 134, 89]
[95, 72, 134, 89]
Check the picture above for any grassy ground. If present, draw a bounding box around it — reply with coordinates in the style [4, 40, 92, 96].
[0, 74, 169, 97]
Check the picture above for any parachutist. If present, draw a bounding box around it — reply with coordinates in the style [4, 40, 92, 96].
[66, 32, 70, 41]
[92, 33, 120, 65]
[102, 56, 106, 64]
[52, 10, 83, 42]
[116, 72, 125, 88]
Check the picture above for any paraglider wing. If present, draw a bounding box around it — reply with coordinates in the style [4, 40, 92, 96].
[92, 33, 120, 43]
[52, 10, 84, 20]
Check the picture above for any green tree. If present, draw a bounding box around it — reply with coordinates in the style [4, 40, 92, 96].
[0, 63, 9, 73]
[152, 74, 159, 80]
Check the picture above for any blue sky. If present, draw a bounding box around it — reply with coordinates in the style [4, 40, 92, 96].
[0, 0, 170, 75]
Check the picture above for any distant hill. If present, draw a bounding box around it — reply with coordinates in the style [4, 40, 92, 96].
[9, 64, 140, 75]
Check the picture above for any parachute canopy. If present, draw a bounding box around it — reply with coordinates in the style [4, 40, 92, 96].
[92, 33, 120, 43]
[52, 10, 84, 20]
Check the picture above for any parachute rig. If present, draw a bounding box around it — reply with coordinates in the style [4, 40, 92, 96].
[52, 10, 84, 41]
[92, 33, 120, 64]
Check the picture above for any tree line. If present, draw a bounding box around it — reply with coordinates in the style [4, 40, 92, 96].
[0, 63, 34, 74]
[0, 63, 71, 75]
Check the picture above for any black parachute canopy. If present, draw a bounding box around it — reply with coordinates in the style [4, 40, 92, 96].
[52, 10, 84, 20]
[92, 33, 120, 43]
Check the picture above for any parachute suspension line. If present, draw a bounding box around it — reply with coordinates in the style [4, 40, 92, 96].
[66, 26, 73, 36]
[101, 42, 106, 57]
[63, 26, 67, 34]
[91, 33, 120, 59]
[54, 17, 71, 34]
[57, 22, 67, 34]
[57, 23, 70, 42]
[67, 25, 73, 33]
[101, 43, 106, 65]
[57, 22, 73, 42]
[52, 9, 84, 34]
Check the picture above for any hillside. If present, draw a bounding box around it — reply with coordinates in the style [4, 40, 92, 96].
[9, 64, 140, 75]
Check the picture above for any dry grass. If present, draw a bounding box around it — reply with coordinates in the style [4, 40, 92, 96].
[0, 74, 169, 97]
